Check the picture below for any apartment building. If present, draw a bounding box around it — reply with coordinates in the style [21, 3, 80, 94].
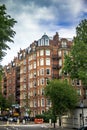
[1, 32, 83, 117]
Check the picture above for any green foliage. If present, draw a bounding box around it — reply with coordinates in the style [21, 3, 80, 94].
[6, 94, 15, 107]
[35, 114, 44, 119]
[45, 79, 78, 116]
[0, 4, 17, 61]
[0, 4, 17, 99]
[35, 109, 56, 122]
[0, 92, 11, 110]
[64, 19, 87, 87]
[0, 93, 6, 109]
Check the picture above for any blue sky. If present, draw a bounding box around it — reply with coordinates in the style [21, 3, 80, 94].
[0, 0, 87, 65]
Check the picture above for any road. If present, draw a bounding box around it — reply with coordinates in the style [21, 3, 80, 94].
[0, 126, 43, 130]
[0, 125, 76, 130]
[0, 121, 76, 130]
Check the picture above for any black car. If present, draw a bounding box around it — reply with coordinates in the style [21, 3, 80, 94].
[12, 117, 18, 122]
[3, 116, 8, 121]
[78, 126, 87, 130]
[23, 116, 30, 121]
[0, 116, 3, 121]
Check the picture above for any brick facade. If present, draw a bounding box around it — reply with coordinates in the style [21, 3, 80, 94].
[1, 32, 83, 117]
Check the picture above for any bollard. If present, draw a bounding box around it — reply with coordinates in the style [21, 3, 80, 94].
[49, 119, 52, 125]
[17, 119, 20, 124]
[57, 118, 59, 126]
[23, 119, 25, 124]
[7, 120, 9, 125]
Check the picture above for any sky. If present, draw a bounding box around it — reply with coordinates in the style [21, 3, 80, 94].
[0, 0, 87, 66]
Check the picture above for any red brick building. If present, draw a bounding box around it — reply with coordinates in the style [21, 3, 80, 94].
[1, 32, 83, 117]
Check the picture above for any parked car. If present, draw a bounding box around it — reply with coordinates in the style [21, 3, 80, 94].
[0, 116, 3, 121]
[8, 117, 13, 122]
[13, 117, 18, 122]
[78, 126, 87, 130]
[3, 116, 8, 121]
[23, 116, 30, 121]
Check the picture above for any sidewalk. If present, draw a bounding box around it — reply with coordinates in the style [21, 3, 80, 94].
[44, 123, 76, 129]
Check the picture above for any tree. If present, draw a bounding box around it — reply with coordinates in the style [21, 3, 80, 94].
[7, 94, 15, 107]
[45, 79, 78, 127]
[64, 19, 87, 97]
[0, 92, 9, 110]
[0, 4, 17, 61]
[0, 4, 17, 114]
[0, 4, 17, 97]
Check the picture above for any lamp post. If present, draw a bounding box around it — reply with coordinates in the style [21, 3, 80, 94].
[80, 100, 84, 126]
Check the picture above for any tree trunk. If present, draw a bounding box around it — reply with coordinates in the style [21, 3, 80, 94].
[53, 114, 56, 128]
[53, 121, 56, 128]
[83, 87, 86, 99]
[59, 115, 62, 127]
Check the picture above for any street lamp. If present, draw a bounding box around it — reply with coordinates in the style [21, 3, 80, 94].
[80, 100, 84, 126]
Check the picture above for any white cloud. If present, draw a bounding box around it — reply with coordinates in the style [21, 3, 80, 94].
[68, 0, 83, 17]
[35, 6, 55, 21]
[0, 0, 86, 65]
[59, 27, 76, 38]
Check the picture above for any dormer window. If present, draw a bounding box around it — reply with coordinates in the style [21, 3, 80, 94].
[61, 41, 67, 48]
[37, 34, 49, 46]
[41, 39, 44, 46]
[45, 39, 49, 46]
[38, 40, 41, 46]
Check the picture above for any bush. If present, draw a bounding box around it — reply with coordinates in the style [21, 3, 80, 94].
[35, 114, 51, 123]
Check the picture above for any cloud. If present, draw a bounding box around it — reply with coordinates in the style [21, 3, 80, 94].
[0, 0, 87, 65]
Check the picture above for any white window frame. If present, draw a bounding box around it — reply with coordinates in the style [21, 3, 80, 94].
[40, 68, 44, 75]
[62, 41, 67, 48]
[40, 58, 44, 66]
[59, 59, 62, 66]
[45, 50, 50, 56]
[41, 88, 44, 95]
[41, 98, 45, 106]
[46, 58, 50, 65]
[40, 50, 44, 56]
[41, 39, 44, 46]
[46, 99, 51, 106]
[40, 78, 44, 85]
[45, 39, 49, 46]
[33, 62, 36, 69]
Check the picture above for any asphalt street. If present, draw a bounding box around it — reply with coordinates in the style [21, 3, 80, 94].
[0, 121, 76, 130]
[0, 125, 76, 130]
